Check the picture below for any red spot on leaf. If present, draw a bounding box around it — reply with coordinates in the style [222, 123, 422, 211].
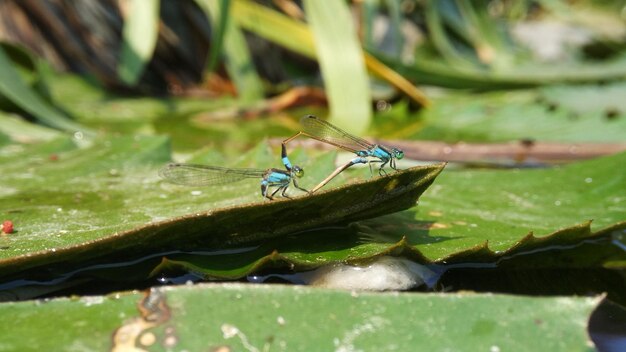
[2, 220, 13, 234]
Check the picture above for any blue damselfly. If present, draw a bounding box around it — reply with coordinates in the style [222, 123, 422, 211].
[283, 115, 404, 192]
[159, 151, 307, 200]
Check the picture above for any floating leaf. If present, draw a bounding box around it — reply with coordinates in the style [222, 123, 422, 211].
[0, 284, 601, 351]
[154, 151, 626, 281]
[410, 87, 626, 143]
[0, 131, 444, 280]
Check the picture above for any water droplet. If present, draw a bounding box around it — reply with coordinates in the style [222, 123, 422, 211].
[277, 316, 286, 325]
[554, 200, 562, 206]
[73, 131, 84, 140]
[585, 177, 593, 183]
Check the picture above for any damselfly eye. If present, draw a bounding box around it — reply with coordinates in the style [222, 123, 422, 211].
[294, 167, 304, 177]
[394, 149, 404, 160]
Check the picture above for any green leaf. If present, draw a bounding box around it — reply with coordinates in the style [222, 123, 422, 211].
[0, 133, 443, 279]
[194, 0, 229, 73]
[303, 0, 372, 134]
[0, 284, 601, 351]
[117, 0, 161, 85]
[0, 45, 90, 134]
[231, 0, 429, 107]
[232, 0, 316, 58]
[155, 150, 626, 281]
[411, 87, 626, 142]
[0, 285, 598, 352]
[0, 113, 63, 143]
[378, 50, 626, 89]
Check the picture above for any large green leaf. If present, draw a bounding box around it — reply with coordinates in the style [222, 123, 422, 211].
[0, 284, 601, 351]
[153, 150, 625, 282]
[0, 129, 443, 279]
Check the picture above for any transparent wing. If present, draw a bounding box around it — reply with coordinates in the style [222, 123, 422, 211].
[300, 115, 373, 153]
[159, 163, 266, 186]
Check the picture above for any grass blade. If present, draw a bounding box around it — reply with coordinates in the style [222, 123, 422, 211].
[117, 0, 160, 85]
[232, 0, 429, 111]
[303, 0, 371, 133]
[0, 46, 91, 134]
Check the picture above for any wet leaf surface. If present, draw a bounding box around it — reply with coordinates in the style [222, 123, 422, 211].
[0, 283, 601, 351]
[0, 131, 444, 280]
[155, 151, 625, 281]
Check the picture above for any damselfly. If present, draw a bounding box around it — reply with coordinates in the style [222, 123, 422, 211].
[282, 115, 404, 193]
[159, 152, 308, 200]
[283, 115, 404, 175]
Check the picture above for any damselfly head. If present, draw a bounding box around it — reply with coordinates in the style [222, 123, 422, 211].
[393, 148, 404, 160]
[293, 165, 304, 178]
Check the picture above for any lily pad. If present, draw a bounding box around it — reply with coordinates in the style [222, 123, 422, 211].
[154, 151, 625, 281]
[411, 86, 626, 143]
[0, 131, 444, 280]
[0, 283, 601, 351]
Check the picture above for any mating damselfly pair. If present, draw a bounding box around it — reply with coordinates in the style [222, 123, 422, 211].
[159, 115, 404, 200]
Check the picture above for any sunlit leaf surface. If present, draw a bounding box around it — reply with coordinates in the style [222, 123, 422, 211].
[156, 151, 626, 280]
[0, 284, 601, 351]
[0, 129, 443, 279]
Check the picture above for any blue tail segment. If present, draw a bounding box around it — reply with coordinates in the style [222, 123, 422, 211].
[281, 144, 293, 171]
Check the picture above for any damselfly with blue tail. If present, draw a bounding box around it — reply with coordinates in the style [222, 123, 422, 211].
[159, 150, 308, 200]
[283, 115, 404, 192]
